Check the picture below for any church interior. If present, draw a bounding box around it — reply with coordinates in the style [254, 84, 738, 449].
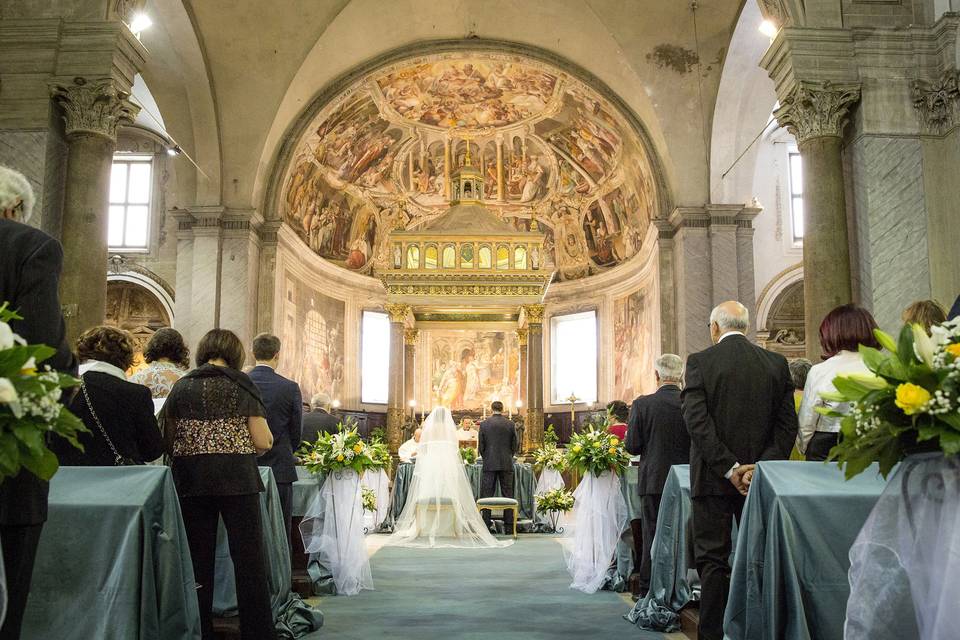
[1, 0, 959, 639]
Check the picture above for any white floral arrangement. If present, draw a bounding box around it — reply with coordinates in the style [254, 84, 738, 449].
[0, 303, 86, 480]
[297, 423, 383, 475]
[532, 444, 567, 471]
[361, 486, 376, 513]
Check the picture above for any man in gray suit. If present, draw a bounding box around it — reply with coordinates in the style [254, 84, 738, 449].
[478, 401, 518, 531]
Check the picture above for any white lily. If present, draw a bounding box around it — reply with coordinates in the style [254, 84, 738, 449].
[912, 324, 935, 367]
[0, 322, 26, 350]
[0, 377, 18, 404]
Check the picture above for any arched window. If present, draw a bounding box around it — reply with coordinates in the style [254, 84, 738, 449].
[406, 245, 420, 269]
[442, 245, 456, 268]
[460, 243, 474, 268]
[514, 246, 527, 270]
[425, 245, 438, 269]
[496, 245, 510, 270]
[479, 245, 492, 269]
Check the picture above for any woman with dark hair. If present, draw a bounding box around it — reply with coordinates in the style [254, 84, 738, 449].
[796, 304, 880, 461]
[52, 326, 164, 465]
[606, 400, 630, 440]
[162, 328, 275, 639]
[130, 327, 190, 398]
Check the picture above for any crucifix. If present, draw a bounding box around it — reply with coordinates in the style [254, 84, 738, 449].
[566, 392, 580, 429]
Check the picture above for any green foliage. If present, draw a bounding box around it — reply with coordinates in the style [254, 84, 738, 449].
[459, 447, 477, 465]
[297, 422, 386, 475]
[535, 488, 575, 513]
[369, 426, 387, 443]
[361, 486, 376, 513]
[543, 424, 559, 446]
[0, 302, 87, 481]
[827, 321, 960, 480]
[565, 427, 629, 476]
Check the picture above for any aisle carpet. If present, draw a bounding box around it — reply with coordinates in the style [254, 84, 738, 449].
[303, 535, 673, 639]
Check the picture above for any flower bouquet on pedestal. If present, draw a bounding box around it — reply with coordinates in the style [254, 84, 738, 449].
[535, 487, 574, 533]
[0, 303, 86, 481]
[562, 427, 629, 593]
[297, 423, 382, 476]
[824, 320, 960, 640]
[459, 447, 477, 465]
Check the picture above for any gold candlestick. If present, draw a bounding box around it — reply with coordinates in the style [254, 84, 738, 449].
[566, 392, 580, 429]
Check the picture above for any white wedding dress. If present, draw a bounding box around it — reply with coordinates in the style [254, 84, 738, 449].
[385, 406, 512, 549]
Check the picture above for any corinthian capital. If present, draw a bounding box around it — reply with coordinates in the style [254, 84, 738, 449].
[773, 82, 860, 145]
[912, 68, 960, 135]
[384, 303, 411, 324]
[51, 77, 139, 141]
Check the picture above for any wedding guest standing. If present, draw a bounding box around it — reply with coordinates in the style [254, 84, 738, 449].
[300, 392, 340, 446]
[902, 299, 946, 334]
[682, 301, 797, 640]
[248, 333, 302, 558]
[478, 401, 519, 532]
[0, 164, 75, 640]
[53, 326, 164, 466]
[130, 327, 190, 398]
[625, 354, 688, 598]
[606, 401, 629, 440]
[788, 359, 812, 413]
[163, 329, 275, 640]
[797, 304, 880, 461]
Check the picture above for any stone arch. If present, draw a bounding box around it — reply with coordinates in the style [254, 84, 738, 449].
[104, 276, 175, 371]
[756, 265, 806, 358]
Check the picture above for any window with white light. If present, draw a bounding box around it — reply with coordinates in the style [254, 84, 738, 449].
[108, 154, 153, 251]
[361, 310, 390, 404]
[551, 310, 598, 405]
[787, 148, 804, 244]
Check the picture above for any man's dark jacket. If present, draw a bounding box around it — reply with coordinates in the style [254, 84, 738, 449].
[478, 414, 518, 472]
[626, 384, 690, 496]
[248, 365, 302, 484]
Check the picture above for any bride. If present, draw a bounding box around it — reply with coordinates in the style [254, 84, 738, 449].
[385, 406, 512, 549]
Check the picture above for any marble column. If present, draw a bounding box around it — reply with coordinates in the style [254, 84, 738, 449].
[385, 303, 410, 453]
[522, 304, 545, 453]
[516, 327, 528, 412]
[774, 82, 860, 360]
[52, 77, 138, 341]
[403, 328, 418, 417]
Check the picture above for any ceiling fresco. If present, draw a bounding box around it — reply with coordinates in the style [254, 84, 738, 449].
[281, 52, 658, 281]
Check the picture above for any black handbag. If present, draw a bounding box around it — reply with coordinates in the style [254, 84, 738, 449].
[80, 378, 137, 466]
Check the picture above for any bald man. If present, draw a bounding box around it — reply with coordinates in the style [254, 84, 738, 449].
[681, 301, 797, 640]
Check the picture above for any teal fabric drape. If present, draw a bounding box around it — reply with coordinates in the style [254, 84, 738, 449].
[724, 460, 888, 640]
[603, 466, 643, 592]
[625, 464, 697, 632]
[213, 466, 323, 638]
[293, 466, 325, 517]
[22, 466, 202, 640]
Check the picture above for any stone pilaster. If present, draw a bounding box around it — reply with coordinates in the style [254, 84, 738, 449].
[218, 209, 262, 355]
[256, 220, 282, 335]
[521, 304, 544, 453]
[669, 207, 712, 357]
[403, 328, 418, 414]
[736, 207, 760, 340]
[384, 303, 411, 453]
[53, 77, 139, 342]
[516, 327, 528, 413]
[774, 81, 860, 359]
[654, 219, 678, 355]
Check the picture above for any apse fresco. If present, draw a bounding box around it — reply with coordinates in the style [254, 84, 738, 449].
[280, 52, 658, 280]
[426, 330, 520, 411]
[613, 289, 657, 403]
[277, 269, 345, 403]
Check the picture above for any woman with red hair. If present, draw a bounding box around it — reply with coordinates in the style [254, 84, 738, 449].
[796, 304, 881, 461]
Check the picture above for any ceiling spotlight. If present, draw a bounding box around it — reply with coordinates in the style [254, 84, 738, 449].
[759, 19, 779, 39]
[129, 12, 153, 35]
[166, 145, 181, 157]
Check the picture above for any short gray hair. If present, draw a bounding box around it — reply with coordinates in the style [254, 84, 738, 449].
[710, 302, 749, 333]
[0, 165, 34, 223]
[654, 354, 684, 382]
[310, 392, 332, 411]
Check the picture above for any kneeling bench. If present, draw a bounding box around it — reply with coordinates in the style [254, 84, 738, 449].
[477, 497, 519, 538]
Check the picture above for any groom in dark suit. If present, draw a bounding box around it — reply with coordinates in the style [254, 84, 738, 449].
[682, 301, 797, 640]
[248, 333, 302, 560]
[478, 401, 518, 531]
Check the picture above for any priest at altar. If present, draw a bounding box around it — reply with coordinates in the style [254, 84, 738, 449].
[398, 428, 422, 463]
[456, 419, 479, 447]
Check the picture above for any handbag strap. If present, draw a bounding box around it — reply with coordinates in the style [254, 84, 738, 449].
[80, 376, 126, 465]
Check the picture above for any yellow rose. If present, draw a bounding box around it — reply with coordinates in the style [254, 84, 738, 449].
[609, 437, 619, 446]
[336, 454, 345, 462]
[608, 447, 617, 454]
[895, 383, 931, 415]
[572, 444, 582, 452]
[353, 444, 363, 453]
[946, 343, 960, 358]
[592, 441, 602, 448]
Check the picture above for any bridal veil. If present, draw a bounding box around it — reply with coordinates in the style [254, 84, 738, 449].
[385, 406, 512, 549]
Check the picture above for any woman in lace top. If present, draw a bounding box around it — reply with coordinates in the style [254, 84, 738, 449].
[130, 327, 189, 398]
